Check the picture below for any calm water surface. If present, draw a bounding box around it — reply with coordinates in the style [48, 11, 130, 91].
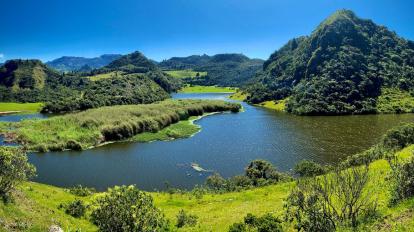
[2, 94, 414, 191]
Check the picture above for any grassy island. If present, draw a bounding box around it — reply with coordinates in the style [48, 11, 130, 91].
[0, 100, 240, 152]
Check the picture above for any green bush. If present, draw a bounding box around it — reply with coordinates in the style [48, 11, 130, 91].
[229, 213, 283, 232]
[68, 185, 96, 197]
[176, 209, 198, 228]
[387, 155, 414, 205]
[91, 185, 169, 232]
[294, 160, 327, 177]
[64, 199, 86, 218]
[0, 147, 36, 202]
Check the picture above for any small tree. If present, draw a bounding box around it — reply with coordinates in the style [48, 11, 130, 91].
[91, 185, 170, 232]
[386, 155, 414, 205]
[229, 213, 283, 232]
[285, 165, 377, 230]
[176, 209, 198, 228]
[0, 147, 36, 202]
[64, 199, 86, 218]
[294, 160, 326, 177]
[245, 159, 284, 186]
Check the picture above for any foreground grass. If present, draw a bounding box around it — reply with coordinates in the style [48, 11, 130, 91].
[179, 85, 237, 93]
[164, 70, 207, 79]
[377, 88, 414, 113]
[2, 145, 414, 231]
[0, 103, 43, 113]
[0, 100, 240, 152]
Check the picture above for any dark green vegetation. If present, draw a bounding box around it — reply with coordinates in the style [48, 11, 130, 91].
[0, 51, 182, 113]
[176, 209, 198, 228]
[91, 185, 170, 232]
[159, 54, 263, 87]
[46, 54, 122, 72]
[205, 160, 291, 193]
[229, 213, 282, 232]
[247, 10, 414, 115]
[0, 147, 35, 203]
[293, 160, 328, 177]
[0, 99, 240, 152]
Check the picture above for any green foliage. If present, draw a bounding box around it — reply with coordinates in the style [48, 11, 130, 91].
[0, 147, 36, 202]
[68, 185, 96, 197]
[285, 166, 377, 230]
[247, 10, 414, 115]
[294, 160, 327, 177]
[63, 199, 87, 218]
[3, 99, 240, 152]
[91, 185, 170, 232]
[228, 213, 283, 232]
[377, 88, 414, 113]
[159, 54, 263, 87]
[175, 209, 198, 228]
[206, 160, 289, 192]
[387, 155, 414, 205]
[164, 69, 207, 79]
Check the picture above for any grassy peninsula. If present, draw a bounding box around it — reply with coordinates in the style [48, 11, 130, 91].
[179, 85, 237, 93]
[0, 99, 240, 152]
[0, 102, 43, 114]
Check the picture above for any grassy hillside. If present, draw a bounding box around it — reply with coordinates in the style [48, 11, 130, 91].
[1, 145, 414, 231]
[164, 70, 207, 79]
[377, 88, 414, 113]
[87, 71, 125, 81]
[0, 99, 240, 152]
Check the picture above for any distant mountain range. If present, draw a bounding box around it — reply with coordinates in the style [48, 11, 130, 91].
[46, 54, 122, 72]
[159, 54, 264, 86]
[247, 9, 414, 115]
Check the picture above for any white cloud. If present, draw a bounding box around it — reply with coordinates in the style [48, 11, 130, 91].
[0, 54, 4, 59]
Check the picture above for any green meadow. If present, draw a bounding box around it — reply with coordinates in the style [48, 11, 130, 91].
[179, 85, 237, 93]
[164, 70, 207, 79]
[0, 102, 43, 113]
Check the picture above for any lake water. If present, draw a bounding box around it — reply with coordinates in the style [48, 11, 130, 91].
[2, 93, 414, 191]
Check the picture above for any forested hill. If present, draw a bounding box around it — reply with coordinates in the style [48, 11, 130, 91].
[159, 53, 264, 87]
[247, 9, 414, 115]
[46, 54, 122, 72]
[0, 51, 182, 113]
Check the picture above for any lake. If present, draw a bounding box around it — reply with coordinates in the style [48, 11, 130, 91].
[2, 93, 414, 191]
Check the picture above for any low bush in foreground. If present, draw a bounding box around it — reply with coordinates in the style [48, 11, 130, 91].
[387, 154, 414, 205]
[176, 209, 198, 228]
[62, 199, 87, 218]
[294, 160, 327, 177]
[229, 213, 283, 232]
[68, 185, 96, 196]
[0, 147, 36, 202]
[91, 185, 170, 232]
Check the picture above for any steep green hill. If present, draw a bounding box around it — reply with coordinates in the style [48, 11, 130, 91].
[159, 54, 263, 87]
[247, 10, 414, 115]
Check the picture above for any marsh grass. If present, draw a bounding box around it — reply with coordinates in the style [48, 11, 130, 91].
[2, 99, 240, 152]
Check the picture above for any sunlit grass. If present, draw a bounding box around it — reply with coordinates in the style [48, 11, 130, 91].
[0, 102, 43, 113]
[179, 85, 237, 93]
[255, 99, 287, 112]
[164, 70, 207, 79]
[87, 71, 124, 81]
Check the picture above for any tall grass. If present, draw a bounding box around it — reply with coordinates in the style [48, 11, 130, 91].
[3, 99, 240, 152]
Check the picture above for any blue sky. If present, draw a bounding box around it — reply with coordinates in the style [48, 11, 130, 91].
[0, 0, 413, 62]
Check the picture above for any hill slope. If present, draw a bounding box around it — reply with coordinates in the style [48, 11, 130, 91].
[159, 54, 263, 87]
[46, 54, 122, 72]
[247, 10, 414, 115]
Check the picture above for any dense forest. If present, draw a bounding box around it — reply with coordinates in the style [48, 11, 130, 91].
[159, 54, 263, 87]
[46, 54, 122, 72]
[0, 52, 182, 113]
[246, 10, 414, 115]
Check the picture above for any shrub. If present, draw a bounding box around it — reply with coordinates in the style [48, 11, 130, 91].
[229, 213, 283, 232]
[387, 155, 414, 205]
[245, 159, 288, 186]
[0, 147, 36, 202]
[64, 199, 86, 218]
[285, 166, 377, 230]
[294, 160, 326, 177]
[176, 209, 198, 228]
[68, 185, 96, 197]
[91, 185, 169, 232]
